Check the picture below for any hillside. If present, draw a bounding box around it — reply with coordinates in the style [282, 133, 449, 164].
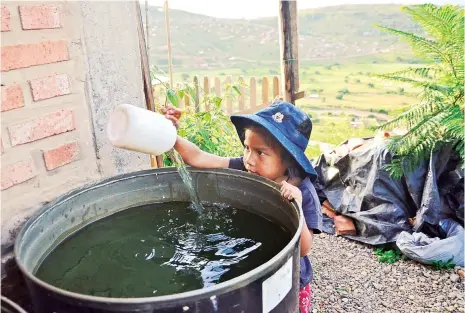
[145, 4, 422, 70]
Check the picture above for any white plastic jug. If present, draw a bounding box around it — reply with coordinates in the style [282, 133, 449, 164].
[107, 104, 177, 155]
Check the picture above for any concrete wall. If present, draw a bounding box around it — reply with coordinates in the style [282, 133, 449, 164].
[79, 1, 150, 176]
[1, 1, 150, 251]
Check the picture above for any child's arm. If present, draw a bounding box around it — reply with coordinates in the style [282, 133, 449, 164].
[164, 106, 230, 169]
[281, 181, 313, 256]
[174, 136, 230, 168]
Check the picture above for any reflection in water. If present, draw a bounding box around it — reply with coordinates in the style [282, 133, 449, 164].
[36, 202, 290, 298]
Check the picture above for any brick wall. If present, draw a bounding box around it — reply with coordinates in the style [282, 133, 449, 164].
[1, 2, 100, 246]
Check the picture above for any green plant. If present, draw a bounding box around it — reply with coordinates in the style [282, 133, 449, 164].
[368, 83, 375, 88]
[374, 248, 403, 264]
[379, 109, 389, 115]
[432, 258, 456, 271]
[305, 144, 322, 160]
[151, 69, 244, 166]
[375, 4, 464, 178]
[338, 88, 350, 95]
[336, 93, 344, 100]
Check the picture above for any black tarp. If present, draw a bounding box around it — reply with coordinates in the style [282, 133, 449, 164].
[313, 138, 464, 245]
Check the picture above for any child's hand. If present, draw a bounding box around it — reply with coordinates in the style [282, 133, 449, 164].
[163, 106, 182, 128]
[280, 181, 302, 204]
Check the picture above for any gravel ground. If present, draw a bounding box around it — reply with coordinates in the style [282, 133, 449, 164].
[310, 233, 464, 313]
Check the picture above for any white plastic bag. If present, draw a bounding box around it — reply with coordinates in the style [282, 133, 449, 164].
[396, 218, 464, 266]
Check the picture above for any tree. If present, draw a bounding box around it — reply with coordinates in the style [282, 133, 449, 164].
[375, 4, 464, 178]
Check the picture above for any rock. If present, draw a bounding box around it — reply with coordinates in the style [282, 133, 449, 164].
[446, 306, 455, 312]
[381, 301, 391, 308]
[450, 274, 460, 283]
[309, 232, 465, 313]
[458, 269, 464, 279]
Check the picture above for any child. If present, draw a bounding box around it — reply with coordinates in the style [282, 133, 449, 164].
[164, 100, 322, 313]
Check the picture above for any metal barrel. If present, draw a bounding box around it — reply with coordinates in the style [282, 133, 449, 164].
[1, 296, 29, 313]
[15, 168, 302, 313]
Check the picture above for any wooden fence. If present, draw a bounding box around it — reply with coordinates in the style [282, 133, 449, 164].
[153, 75, 281, 115]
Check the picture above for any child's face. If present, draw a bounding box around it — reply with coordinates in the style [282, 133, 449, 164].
[243, 129, 288, 181]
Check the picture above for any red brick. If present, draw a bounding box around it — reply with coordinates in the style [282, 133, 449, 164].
[1, 84, 24, 112]
[1, 6, 11, 32]
[334, 215, 356, 236]
[1, 41, 69, 72]
[8, 110, 75, 146]
[43, 141, 80, 170]
[1, 159, 36, 190]
[322, 200, 337, 219]
[19, 5, 61, 30]
[29, 74, 70, 101]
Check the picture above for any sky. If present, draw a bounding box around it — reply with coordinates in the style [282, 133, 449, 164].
[145, 0, 462, 19]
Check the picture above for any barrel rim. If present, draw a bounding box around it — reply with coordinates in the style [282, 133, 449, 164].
[14, 167, 303, 306]
[1, 296, 29, 313]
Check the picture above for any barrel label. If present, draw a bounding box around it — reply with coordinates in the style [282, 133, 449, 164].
[262, 257, 293, 313]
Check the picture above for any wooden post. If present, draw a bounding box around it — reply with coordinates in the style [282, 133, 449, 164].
[225, 76, 233, 114]
[184, 93, 190, 109]
[145, 0, 149, 50]
[164, 0, 174, 86]
[193, 76, 200, 112]
[238, 76, 245, 111]
[215, 76, 221, 97]
[262, 77, 269, 105]
[273, 76, 280, 99]
[135, 2, 163, 168]
[250, 77, 257, 110]
[204, 76, 210, 111]
[278, 0, 299, 104]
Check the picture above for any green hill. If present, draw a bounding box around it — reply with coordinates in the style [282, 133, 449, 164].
[146, 4, 422, 70]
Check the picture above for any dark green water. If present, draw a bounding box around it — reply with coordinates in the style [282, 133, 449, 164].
[35, 202, 291, 298]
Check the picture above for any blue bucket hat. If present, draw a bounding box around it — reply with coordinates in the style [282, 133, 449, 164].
[230, 101, 318, 181]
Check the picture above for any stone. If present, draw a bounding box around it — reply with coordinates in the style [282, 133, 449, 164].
[457, 269, 464, 279]
[450, 274, 460, 283]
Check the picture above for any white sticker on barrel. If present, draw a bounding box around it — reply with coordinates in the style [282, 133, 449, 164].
[262, 257, 293, 313]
